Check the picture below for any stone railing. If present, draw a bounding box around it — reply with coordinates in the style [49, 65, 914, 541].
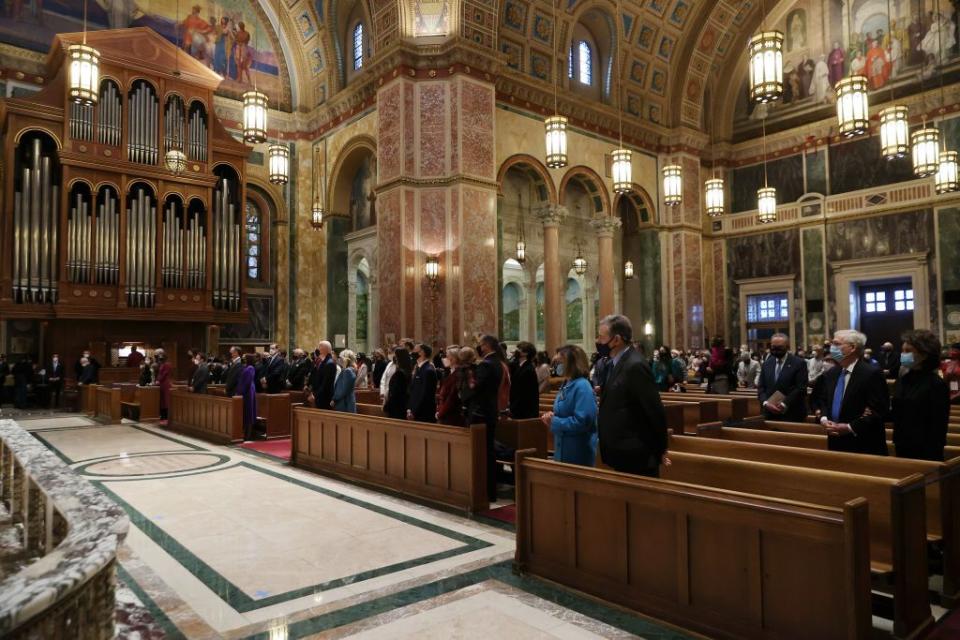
[0, 419, 128, 639]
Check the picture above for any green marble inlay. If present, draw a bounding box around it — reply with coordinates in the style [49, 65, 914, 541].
[30, 424, 206, 465]
[241, 560, 696, 640]
[95, 461, 493, 613]
[805, 150, 828, 196]
[73, 452, 231, 477]
[939, 207, 960, 291]
[802, 227, 824, 300]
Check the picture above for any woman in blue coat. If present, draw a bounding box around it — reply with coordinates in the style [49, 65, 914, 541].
[332, 350, 357, 412]
[541, 345, 597, 466]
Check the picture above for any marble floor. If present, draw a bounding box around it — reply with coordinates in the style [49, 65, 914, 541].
[19, 415, 694, 640]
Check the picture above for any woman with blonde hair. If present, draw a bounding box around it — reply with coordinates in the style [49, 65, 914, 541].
[541, 344, 597, 466]
[333, 349, 357, 412]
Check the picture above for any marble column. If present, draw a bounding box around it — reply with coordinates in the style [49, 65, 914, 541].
[591, 216, 622, 318]
[537, 204, 567, 353]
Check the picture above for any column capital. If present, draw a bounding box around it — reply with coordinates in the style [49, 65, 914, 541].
[590, 215, 622, 238]
[536, 204, 568, 228]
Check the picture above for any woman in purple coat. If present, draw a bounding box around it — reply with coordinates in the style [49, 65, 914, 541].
[240, 354, 259, 441]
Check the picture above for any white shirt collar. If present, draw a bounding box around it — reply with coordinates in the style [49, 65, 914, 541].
[843, 360, 857, 374]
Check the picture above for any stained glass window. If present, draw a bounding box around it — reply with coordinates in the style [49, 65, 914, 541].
[353, 23, 364, 70]
[245, 200, 262, 280]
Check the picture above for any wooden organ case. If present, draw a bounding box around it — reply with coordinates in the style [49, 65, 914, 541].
[0, 28, 249, 325]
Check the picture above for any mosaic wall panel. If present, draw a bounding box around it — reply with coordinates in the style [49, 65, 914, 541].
[377, 83, 402, 182]
[377, 189, 402, 341]
[419, 83, 448, 178]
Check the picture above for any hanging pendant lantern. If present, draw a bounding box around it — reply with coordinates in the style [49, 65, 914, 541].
[242, 90, 268, 144]
[911, 127, 941, 177]
[544, 115, 568, 169]
[748, 31, 784, 103]
[624, 260, 635, 279]
[572, 245, 588, 275]
[662, 164, 682, 206]
[611, 148, 632, 194]
[268, 143, 290, 184]
[516, 238, 527, 263]
[704, 178, 725, 217]
[757, 187, 777, 223]
[879, 105, 909, 160]
[311, 203, 325, 229]
[68, 44, 100, 106]
[835, 75, 870, 137]
[935, 150, 959, 193]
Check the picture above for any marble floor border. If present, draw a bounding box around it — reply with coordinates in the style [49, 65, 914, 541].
[94, 461, 494, 613]
[116, 563, 189, 640]
[30, 423, 207, 464]
[73, 452, 233, 478]
[237, 560, 699, 640]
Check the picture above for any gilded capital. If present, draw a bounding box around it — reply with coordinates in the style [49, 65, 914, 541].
[590, 215, 622, 238]
[536, 204, 568, 227]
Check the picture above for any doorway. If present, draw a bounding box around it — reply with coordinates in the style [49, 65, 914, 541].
[857, 281, 914, 350]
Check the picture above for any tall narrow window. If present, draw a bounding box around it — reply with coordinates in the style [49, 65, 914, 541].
[352, 23, 364, 70]
[245, 200, 262, 280]
[578, 40, 592, 85]
[568, 45, 574, 79]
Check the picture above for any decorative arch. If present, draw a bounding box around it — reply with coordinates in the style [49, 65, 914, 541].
[558, 165, 610, 215]
[566, 1, 617, 103]
[329, 134, 378, 227]
[614, 185, 656, 231]
[14, 127, 62, 149]
[330, 0, 375, 91]
[497, 154, 557, 204]
[246, 185, 276, 286]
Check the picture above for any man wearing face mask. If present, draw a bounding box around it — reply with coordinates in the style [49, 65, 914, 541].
[757, 333, 809, 423]
[470, 335, 503, 502]
[892, 330, 949, 461]
[876, 342, 901, 379]
[48, 353, 64, 408]
[596, 314, 668, 477]
[812, 329, 889, 455]
[941, 343, 960, 404]
[262, 343, 287, 394]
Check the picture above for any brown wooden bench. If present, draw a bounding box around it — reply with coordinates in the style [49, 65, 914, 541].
[661, 450, 933, 639]
[167, 389, 244, 444]
[78, 383, 99, 415]
[255, 393, 292, 438]
[495, 418, 547, 460]
[94, 386, 122, 423]
[355, 389, 381, 405]
[514, 451, 872, 639]
[670, 434, 960, 606]
[662, 399, 720, 433]
[663, 391, 756, 421]
[291, 406, 488, 513]
[118, 385, 160, 422]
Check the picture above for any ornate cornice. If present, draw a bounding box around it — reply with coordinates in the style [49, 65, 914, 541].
[590, 216, 622, 237]
[536, 204, 569, 227]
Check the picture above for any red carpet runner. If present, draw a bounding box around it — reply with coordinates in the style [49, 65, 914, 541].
[239, 437, 292, 461]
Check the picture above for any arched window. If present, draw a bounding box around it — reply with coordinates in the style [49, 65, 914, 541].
[352, 23, 364, 70]
[245, 199, 263, 281]
[578, 41, 592, 85]
[502, 282, 522, 342]
[566, 277, 583, 341]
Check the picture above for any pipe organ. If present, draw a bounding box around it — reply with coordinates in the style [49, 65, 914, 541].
[0, 27, 249, 323]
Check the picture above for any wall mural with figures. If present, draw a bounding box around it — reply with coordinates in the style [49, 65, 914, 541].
[734, 0, 960, 133]
[0, 0, 285, 106]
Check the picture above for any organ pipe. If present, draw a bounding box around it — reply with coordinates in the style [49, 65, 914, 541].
[98, 82, 121, 146]
[212, 177, 240, 311]
[128, 82, 158, 165]
[125, 187, 156, 307]
[12, 138, 59, 303]
[188, 105, 207, 162]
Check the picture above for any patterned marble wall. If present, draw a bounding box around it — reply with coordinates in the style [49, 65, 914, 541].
[801, 227, 826, 344]
[939, 207, 960, 344]
[731, 155, 804, 213]
[828, 136, 914, 195]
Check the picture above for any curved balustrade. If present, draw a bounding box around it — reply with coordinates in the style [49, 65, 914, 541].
[0, 419, 128, 638]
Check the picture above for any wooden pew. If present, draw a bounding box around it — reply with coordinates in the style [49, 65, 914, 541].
[206, 384, 227, 397]
[356, 402, 384, 417]
[255, 393, 292, 438]
[78, 383, 99, 415]
[355, 389, 381, 405]
[496, 418, 547, 459]
[670, 435, 960, 606]
[291, 407, 488, 513]
[167, 389, 244, 444]
[94, 386, 122, 423]
[661, 451, 933, 639]
[514, 452, 873, 640]
[97, 367, 140, 385]
[662, 391, 754, 421]
[663, 399, 719, 433]
[118, 384, 160, 422]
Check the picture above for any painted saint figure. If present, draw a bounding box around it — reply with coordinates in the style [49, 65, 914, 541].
[866, 39, 891, 89]
[828, 41, 845, 86]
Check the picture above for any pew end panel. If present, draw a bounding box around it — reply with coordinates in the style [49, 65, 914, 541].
[255, 393, 292, 438]
[497, 419, 548, 459]
[167, 390, 244, 444]
[939, 457, 960, 607]
[514, 456, 873, 640]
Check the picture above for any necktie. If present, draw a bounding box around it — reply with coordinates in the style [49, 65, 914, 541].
[774, 359, 783, 381]
[830, 369, 848, 422]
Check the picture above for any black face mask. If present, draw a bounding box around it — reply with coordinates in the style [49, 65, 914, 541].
[770, 347, 787, 358]
[595, 341, 611, 358]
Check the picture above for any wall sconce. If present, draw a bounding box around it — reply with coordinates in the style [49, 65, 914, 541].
[623, 260, 634, 279]
[424, 255, 440, 287]
[643, 321, 654, 337]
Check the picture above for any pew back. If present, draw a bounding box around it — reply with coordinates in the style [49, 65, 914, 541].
[255, 393, 292, 438]
[94, 386, 122, 423]
[168, 390, 244, 444]
[291, 407, 488, 513]
[514, 453, 872, 640]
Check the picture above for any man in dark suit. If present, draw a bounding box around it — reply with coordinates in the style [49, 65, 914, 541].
[190, 352, 210, 393]
[262, 343, 287, 394]
[47, 353, 65, 408]
[596, 315, 668, 477]
[471, 335, 504, 502]
[308, 341, 337, 409]
[286, 349, 312, 390]
[876, 342, 901, 379]
[407, 343, 438, 422]
[509, 342, 540, 419]
[757, 333, 809, 423]
[812, 329, 889, 455]
[223, 346, 244, 397]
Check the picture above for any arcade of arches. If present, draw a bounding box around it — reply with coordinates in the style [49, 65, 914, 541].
[3, 1, 960, 639]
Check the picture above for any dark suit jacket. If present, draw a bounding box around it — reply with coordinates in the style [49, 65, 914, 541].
[384, 368, 410, 419]
[598, 347, 668, 474]
[224, 359, 243, 396]
[408, 361, 438, 421]
[287, 358, 312, 390]
[78, 364, 96, 385]
[876, 350, 901, 379]
[470, 354, 502, 422]
[48, 362, 65, 386]
[264, 355, 287, 394]
[757, 353, 809, 422]
[509, 360, 540, 419]
[191, 363, 210, 393]
[812, 359, 889, 455]
[309, 355, 337, 409]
